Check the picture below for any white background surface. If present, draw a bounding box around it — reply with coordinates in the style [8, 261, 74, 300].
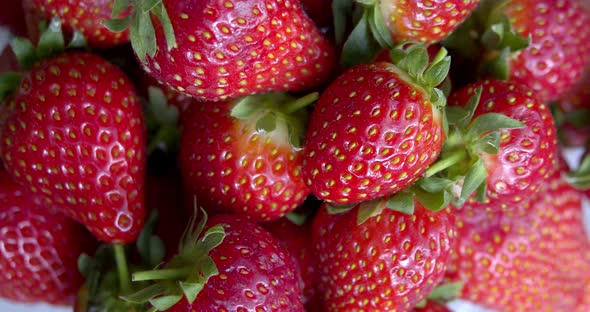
[0, 23, 587, 312]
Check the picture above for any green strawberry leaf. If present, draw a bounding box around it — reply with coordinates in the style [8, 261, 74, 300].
[121, 284, 168, 304]
[424, 55, 451, 88]
[473, 131, 501, 154]
[231, 96, 261, 119]
[565, 154, 590, 189]
[140, 0, 161, 12]
[413, 188, 451, 211]
[564, 109, 590, 128]
[150, 294, 183, 310]
[256, 113, 277, 133]
[147, 87, 179, 127]
[197, 225, 225, 254]
[482, 13, 529, 51]
[37, 17, 65, 59]
[418, 177, 454, 193]
[479, 47, 511, 80]
[68, 29, 87, 49]
[285, 211, 308, 226]
[326, 202, 357, 214]
[459, 159, 488, 204]
[368, 3, 394, 49]
[10, 37, 37, 69]
[179, 281, 203, 304]
[0, 72, 22, 101]
[466, 112, 524, 138]
[103, 17, 132, 33]
[447, 86, 482, 128]
[341, 8, 381, 67]
[151, 2, 177, 50]
[357, 198, 383, 224]
[427, 281, 463, 301]
[385, 191, 414, 214]
[113, 0, 131, 17]
[332, 0, 355, 45]
[136, 210, 166, 268]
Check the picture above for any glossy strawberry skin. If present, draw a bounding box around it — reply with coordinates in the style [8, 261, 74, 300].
[447, 170, 590, 311]
[379, 0, 480, 44]
[262, 218, 317, 305]
[312, 203, 456, 311]
[145, 0, 336, 102]
[169, 215, 304, 311]
[303, 62, 444, 205]
[179, 102, 309, 222]
[504, 0, 590, 103]
[0, 51, 146, 244]
[449, 80, 557, 208]
[0, 168, 96, 305]
[23, 0, 130, 48]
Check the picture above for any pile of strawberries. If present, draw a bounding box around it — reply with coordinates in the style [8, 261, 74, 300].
[1, 0, 590, 311]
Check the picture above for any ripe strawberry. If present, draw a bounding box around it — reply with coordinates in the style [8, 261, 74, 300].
[302, 44, 448, 205]
[179, 93, 311, 221]
[312, 201, 457, 311]
[22, 0, 130, 48]
[503, 0, 590, 102]
[262, 217, 318, 306]
[414, 300, 450, 312]
[378, 0, 480, 44]
[118, 0, 336, 102]
[0, 51, 147, 244]
[125, 213, 304, 311]
[0, 167, 96, 305]
[447, 79, 557, 208]
[446, 170, 590, 311]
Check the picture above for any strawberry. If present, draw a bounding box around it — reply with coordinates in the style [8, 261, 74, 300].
[22, 0, 130, 48]
[0, 2, 27, 38]
[300, 0, 334, 31]
[445, 0, 590, 103]
[179, 93, 312, 221]
[123, 213, 304, 311]
[414, 300, 450, 312]
[0, 167, 96, 305]
[112, 0, 336, 102]
[0, 51, 147, 244]
[302, 43, 448, 205]
[446, 169, 590, 311]
[262, 217, 318, 306]
[312, 201, 457, 311]
[445, 79, 557, 208]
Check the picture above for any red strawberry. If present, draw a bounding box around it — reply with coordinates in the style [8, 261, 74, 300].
[502, 0, 590, 102]
[22, 0, 130, 48]
[0, 167, 96, 305]
[447, 79, 557, 208]
[0, 51, 147, 244]
[446, 170, 590, 311]
[303, 44, 448, 205]
[299, 0, 334, 31]
[414, 300, 450, 312]
[378, 0, 480, 44]
[120, 0, 336, 102]
[262, 217, 318, 306]
[125, 213, 304, 311]
[179, 93, 311, 221]
[312, 202, 457, 311]
[0, 2, 27, 37]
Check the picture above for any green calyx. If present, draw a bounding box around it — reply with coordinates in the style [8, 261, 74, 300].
[442, 0, 530, 80]
[145, 86, 181, 155]
[104, 0, 176, 63]
[565, 154, 590, 190]
[121, 207, 226, 312]
[416, 86, 524, 207]
[230, 92, 318, 149]
[415, 281, 463, 308]
[338, 0, 394, 67]
[77, 211, 166, 312]
[0, 17, 87, 102]
[388, 42, 451, 109]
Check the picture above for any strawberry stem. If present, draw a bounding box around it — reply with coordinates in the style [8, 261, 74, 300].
[283, 92, 319, 114]
[113, 244, 131, 294]
[132, 268, 192, 282]
[424, 150, 467, 177]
